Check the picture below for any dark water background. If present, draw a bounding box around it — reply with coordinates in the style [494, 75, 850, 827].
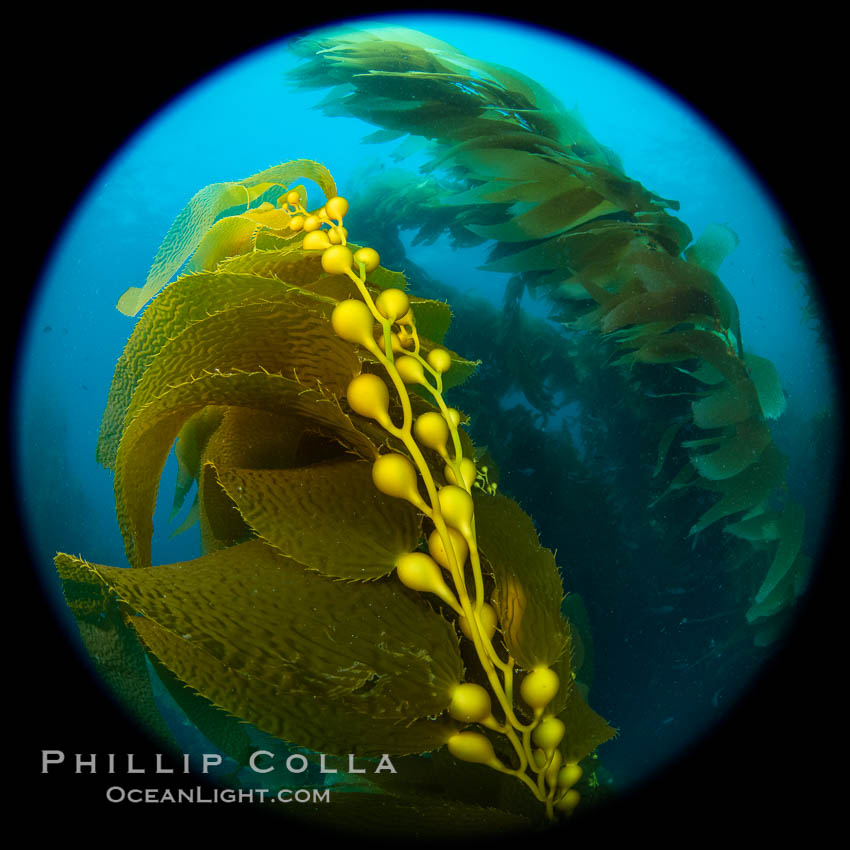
[12, 8, 843, 841]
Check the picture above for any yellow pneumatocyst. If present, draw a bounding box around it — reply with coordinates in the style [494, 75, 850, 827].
[289, 215, 304, 232]
[414, 411, 449, 456]
[557, 763, 582, 790]
[331, 300, 374, 347]
[325, 195, 349, 221]
[376, 288, 410, 322]
[447, 732, 498, 767]
[445, 457, 476, 490]
[303, 230, 331, 250]
[427, 348, 452, 374]
[354, 246, 380, 272]
[437, 485, 474, 536]
[346, 374, 390, 425]
[390, 332, 409, 355]
[457, 603, 498, 642]
[372, 453, 424, 508]
[302, 215, 321, 232]
[520, 667, 560, 711]
[533, 748, 548, 770]
[286, 190, 300, 206]
[322, 245, 353, 275]
[449, 683, 492, 723]
[427, 527, 468, 571]
[396, 552, 446, 594]
[555, 789, 580, 815]
[395, 355, 425, 385]
[532, 715, 566, 751]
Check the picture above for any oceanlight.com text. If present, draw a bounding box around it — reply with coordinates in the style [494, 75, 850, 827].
[105, 786, 331, 804]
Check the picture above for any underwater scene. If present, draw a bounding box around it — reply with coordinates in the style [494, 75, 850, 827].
[14, 12, 843, 841]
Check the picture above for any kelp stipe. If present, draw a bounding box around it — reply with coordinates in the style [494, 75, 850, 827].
[54, 160, 613, 835]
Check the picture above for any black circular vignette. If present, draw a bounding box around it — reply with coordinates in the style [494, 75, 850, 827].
[13, 7, 841, 842]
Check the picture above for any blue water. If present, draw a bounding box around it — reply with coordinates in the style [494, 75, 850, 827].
[12, 11, 841, 809]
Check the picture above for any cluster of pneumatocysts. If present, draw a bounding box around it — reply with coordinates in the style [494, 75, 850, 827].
[283, 189, 583, 820]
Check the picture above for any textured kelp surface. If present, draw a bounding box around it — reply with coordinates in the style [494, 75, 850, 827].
[114, 160, 338, 316]
[55, 159, 612, 833]
[287, 27, 810, 641]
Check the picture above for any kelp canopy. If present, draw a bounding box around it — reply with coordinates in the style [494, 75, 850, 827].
[54, 159, 614, 835]
[286, 26, 811, 641]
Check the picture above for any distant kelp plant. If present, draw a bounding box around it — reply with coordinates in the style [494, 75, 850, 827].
[287, 27, 811, 644]
[54, 160, 613, 836]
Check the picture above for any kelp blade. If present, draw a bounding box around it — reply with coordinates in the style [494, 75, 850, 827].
[57, 541, 464, 754]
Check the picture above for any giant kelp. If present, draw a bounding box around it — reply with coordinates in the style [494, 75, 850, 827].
[54, 160, 613, 833]
[287, 27, 810, 642]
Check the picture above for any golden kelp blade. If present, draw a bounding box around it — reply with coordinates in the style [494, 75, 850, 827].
[170, 405, 304, 529]
[185, 215, 265, 274]
[473, 490, 569, 670]
[98, 266, 458, 469]
[100, 270, 332, 468]
[556, 678, 617, 764]
[198, 461, 253, 555]
[116, 181, 253, 316]
[190, 408, 326, 554]
[217, 245, 326, 283]
[53, 553, 179, 751]
[114, 370, 377, 568]
[57, 540, 464, 753]
[122, 298, 362, 421]
[134, 616, 458, 757]
[115, 160, 336, 316]
[214, 458, 421, 580]
[169, 407, 225, 519]
[149, 656, 256, 770]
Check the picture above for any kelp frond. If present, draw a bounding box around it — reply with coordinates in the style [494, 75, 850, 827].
[287, 26, 809, 642]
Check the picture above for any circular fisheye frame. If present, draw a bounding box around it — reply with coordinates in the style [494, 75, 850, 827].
[16, 12, 839, 840]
